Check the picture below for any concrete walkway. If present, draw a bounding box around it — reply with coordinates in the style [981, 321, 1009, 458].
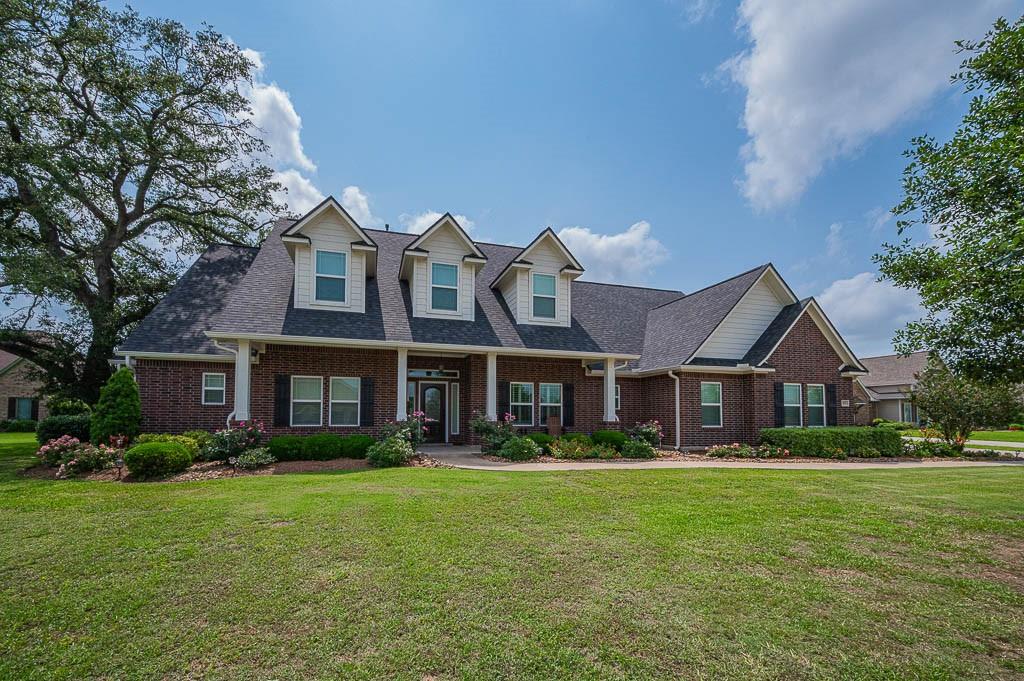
[421, 446, 1024, 472]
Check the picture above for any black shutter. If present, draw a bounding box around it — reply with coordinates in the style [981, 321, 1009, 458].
[273, 375, 290, 427]
[30, 398, 39, 421]
[6, 397, 14, 419]
[359, 377, 374, 427]
[563, 383, 575, 428]
[773, 382, 785, 427]
[497, 380, 510, 420]
[826, 383, 838, 427]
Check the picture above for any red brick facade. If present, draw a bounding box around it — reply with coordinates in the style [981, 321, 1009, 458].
[134, 312, 858, 448]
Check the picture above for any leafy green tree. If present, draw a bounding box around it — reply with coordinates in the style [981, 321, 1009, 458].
[89, 367, 141, 444]
[0, 0, 285, 402]
[913, 359, 1021, 451]
[875, 17, 1024, 383]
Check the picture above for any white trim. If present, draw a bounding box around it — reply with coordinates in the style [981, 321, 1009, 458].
[783, 382, 803, 427]
[806, 383, 826, 427]
[529, 272, 558, 321]
[406, 213, 486, 259]
[113, 351, 235, 362]
[281, 196, 378, 247]
[510, 381, 534, 427]
[429, 261, 461, 314]
[201, 372, 226, 406]
[700, 381, 722, 428]
[519, 229, 584, 271]
[328, 376, 360, 427]
[539, 382, 563, 426]
[485, 352, 497, 420]
[290, 375, 323, 427]
[614, 383, 621, 411]
[313, 248, 348, 306]
[450, 382, 460, 435]
[755, 300, 866, 372]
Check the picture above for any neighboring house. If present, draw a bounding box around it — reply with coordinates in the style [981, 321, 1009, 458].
[0, 349, 46, 422]
[117, 197, 867, 448]
[853, 351, 930, 425]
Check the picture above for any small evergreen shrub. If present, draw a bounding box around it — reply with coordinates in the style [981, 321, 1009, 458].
[1, 418, 37, 432]
[234, 447, 276, 469]
[620, 437, 656, 459]
[560, 432, 592, 446]
[124, 441, 192, 479]
[367, 436, 413, 467]
[268, 435, 306, 461]
[47, 397, 91, 416]
[759, 426, 902, 457]
[525, 432, 554, 454]
[301, 433, 345, 460]
[90, 368, 142, 444]
[135, 433, 200, 457]
[497, 436, 541, 461]
[592, 429, 627, 451]
[903, 440, 961, 458]
[36, 414, 91, 444]
[182, 429, 214, 450]
[340, 434, 374, 459]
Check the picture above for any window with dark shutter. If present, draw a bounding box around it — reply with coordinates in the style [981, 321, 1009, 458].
[6, 397, 14, 419]
[773, 382, 785, 427]
[497, 380, 510, 421]
[563, 383, 575, 427]
[359, 377, 374, 427]
[826, 384, 838, 427]
[30, 398, 39, 421]
[273, 375, 290, 427]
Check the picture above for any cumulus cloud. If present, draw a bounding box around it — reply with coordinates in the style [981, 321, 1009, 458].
[666, 0, 719, 24]
[337, 186, 385, 229]
[817, 272, 923, 356]
[399, 210, 476, 234]
[825, 223, 844, 258]
[557, 221, 669, 285]
[271, 169, 324, 215]
[722, 0, 1009, 210]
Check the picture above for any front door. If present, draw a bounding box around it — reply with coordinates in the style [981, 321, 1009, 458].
[420, 383, 446, 443]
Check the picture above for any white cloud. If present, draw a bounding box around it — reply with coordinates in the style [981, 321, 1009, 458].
[340, 186, 385, 228]
[825, 222, 844, 258]
[272, 169, 324, 215]
[866, 206, 892, 234]
[722, 0, 1009, 210]
[399, 210, 476, 235]
[666, 0, 719, 24]
[557, 221, 669, 285]
[817, 272, 923, 356]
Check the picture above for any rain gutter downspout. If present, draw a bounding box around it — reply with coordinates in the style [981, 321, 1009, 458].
[212, 340, 238, 428]
[668, 370, 680, 450]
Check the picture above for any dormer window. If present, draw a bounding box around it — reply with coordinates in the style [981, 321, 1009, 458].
[532, 273, 556, 319]
[315, 249, 347, 303]
[430, 263, 459, 312]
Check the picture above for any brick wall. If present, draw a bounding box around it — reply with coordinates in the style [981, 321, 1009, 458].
[134, 359, 235, 433]
[0, 360, 48, 420]
[851, 380, 875, 425]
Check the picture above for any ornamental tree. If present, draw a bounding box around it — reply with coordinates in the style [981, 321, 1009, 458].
[89, 366, 141, 444]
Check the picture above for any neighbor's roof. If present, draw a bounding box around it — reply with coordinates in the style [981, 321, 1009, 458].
[859, 351, 930, 388]
[0, 349, 19, 372]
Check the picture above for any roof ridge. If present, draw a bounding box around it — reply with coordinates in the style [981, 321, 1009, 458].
[860, 350, 930, 360]
[647, 263, 770, 312]
[574, 280, 684, 294]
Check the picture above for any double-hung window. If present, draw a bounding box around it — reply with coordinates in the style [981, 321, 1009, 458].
[202, 372, 226, 405]
[329, 377, 360, 426]
[14, 397, 33, 420]
[615, 384, 621, 411]
[430, 263, 459, 312]
[807, 384, 826, 427]
[315, 250, 347, 303]
[291, 376, 323, 426]
[700, 382, 722, 427]
[532, 273, 556, 319]
[539, 383, 562, 425]
[783, 383, 802, 427]
[510, 382, 534, 426]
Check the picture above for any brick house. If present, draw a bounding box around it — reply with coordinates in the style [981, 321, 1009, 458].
[853, 351, 930, 425]
[118, 197, 867, 448]
[0, 350, 45, 422]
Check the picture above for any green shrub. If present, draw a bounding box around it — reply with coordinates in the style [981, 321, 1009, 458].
[90, 368, 142, 444]
[57, 443, 118, 478]
[134, 433, 200, 457]
[340, 434, 374, 459]
[760, 426, 902, 457]
[367, 436, 413, 467]
[268, 435, 306, 461]
[234, 447, 276, 469]
[47, 397, 91, 416]
[560, 432, 592, 446]
[707, 443, 790, 458]
[497, 436, 541, 461]
[525, 432, 555, 454]
[182, 429, 214, 450]
[201, 421, 264, 462]
[36, 414, 91, 444]
[301, 433, 345, 460]
[36, 435, 84, 467]
[124, 441, 192, 479]
[628, 420, 663, 446]
[903, 440, 961, 458]
[1009, 423, 1023, 431]
[549, 438, 589, 459]
[1, 418, 37, 432]
[469, 411, 516, 451]
[592, 429, 627, 451]
[620, 437, 656, 459]
[588, 444, 620, 459]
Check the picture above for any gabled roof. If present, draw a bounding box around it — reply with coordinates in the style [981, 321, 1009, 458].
[280, 196, 378, 248]
[489, 228, 584, 289]
[859, 351, 930, 388]
[404, 213, 486, 259]
[0, 349, 22, 374]
[745, 297, 867, 372]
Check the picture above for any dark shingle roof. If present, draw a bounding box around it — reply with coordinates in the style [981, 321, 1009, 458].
[742, 298, 812, 366]
[859, 351, 930, 387]
[119, 244, 258, 355]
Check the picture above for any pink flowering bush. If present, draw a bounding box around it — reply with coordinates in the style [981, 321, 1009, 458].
[57, 444, 119, 478]
[381, 410, 430, 448]
[706, 443, 791, 459]
[201, 419, 265, 462]
[36, 435, 82, 467]
[469, 411, 516, 451]
[629, 420, 663, 447]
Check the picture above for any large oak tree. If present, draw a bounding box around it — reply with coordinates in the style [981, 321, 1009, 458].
[0, 0, 284, 402]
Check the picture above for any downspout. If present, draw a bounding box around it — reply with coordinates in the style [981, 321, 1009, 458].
[212, 340, 238, 428]
[668, 370, 680, 450]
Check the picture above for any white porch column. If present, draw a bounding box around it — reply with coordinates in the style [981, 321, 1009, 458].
[396, 348, 409, 420]
[486, 352, 497, 420]
[603, 356, 618, 422]
[234, 339, 251, 422]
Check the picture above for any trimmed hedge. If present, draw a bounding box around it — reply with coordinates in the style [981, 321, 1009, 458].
[269, 433, 377, 461]
[268, 435, 305, 461]
[124, 441, 192, 479]
[592, 429, 627, 451]
[300, 434, 344, 460]
[134, 433, 201, 457]
[525, 432, 555, 454]
[1, 418, 37, 433]
[36, 414, 91, 444]
[760, 426, 902, 457]
[560, 432, 592, 446]
[340, 434, 374, 459]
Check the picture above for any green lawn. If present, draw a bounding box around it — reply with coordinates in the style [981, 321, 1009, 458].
[1, 433, 1023, 680]
[968, 430, 1024, 444]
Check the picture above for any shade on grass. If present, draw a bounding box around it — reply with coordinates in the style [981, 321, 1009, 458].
[0, 432, 1022, 679]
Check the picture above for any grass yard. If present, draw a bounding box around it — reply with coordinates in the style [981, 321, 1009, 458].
[968, 430, 1024, 444]
[1, 432, 1023, 680]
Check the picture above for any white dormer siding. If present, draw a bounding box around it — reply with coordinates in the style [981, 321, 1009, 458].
[520, 239, 571, 327]
[698, 276, 787, 359]
[292, 210, 366, 313]
[408, 221, 478, 321]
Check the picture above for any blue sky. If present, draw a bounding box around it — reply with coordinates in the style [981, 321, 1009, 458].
[121, 0, 1020, 355]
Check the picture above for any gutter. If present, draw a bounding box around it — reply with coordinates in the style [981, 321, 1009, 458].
[212, 340, 238, 428]
[668, 370, 681, 450]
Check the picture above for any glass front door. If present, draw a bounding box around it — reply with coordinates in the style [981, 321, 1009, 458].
[420, 383, 446, 443]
